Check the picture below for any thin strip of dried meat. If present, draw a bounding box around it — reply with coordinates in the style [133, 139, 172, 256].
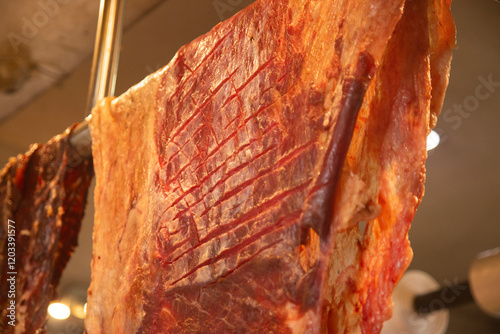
[0, 126, 93, 334]
[328, 0, 455, 332]
[86, 0, 455, 332]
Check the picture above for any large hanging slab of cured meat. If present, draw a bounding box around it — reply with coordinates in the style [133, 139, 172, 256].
[86, 0, 455, 332]
[0, 127, 93, 333]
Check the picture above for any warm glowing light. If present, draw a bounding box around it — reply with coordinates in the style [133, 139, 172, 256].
[72, 302, 87, 320]
[427, 130, 440, 151]
[48, 302, 71, 320]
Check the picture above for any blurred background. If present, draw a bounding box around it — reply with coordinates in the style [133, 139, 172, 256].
[0, 0, 499, 333]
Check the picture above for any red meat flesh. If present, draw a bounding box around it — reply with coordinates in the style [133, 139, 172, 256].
[0, 127, 93, 333]
[86, 0, 455, 332]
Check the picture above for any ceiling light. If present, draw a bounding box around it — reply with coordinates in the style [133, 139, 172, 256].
[72, 302, 87, 320]
[427, 130, 440, 151]
[48, 302, 71, 320]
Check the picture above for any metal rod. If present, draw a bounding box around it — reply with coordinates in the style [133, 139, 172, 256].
[86, 0, 126, 113]
[413, 280, 474, 315]
[69, 0, 127, 156]
[68, 117, 92, 161]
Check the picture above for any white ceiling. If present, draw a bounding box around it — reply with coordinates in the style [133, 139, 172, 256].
[0, 0, 499, 333]
[0, 0, 166, 119]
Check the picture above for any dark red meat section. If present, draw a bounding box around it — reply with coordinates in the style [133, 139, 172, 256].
[0, 127, 93, 333]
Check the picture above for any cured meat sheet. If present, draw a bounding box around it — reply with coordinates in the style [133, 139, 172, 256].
[0, 127, 93, 333]
[87, 0, 455, 332]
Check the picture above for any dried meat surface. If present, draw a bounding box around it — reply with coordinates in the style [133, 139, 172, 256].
[86, 0, 455, 333]
[0, 127, 93, 333]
